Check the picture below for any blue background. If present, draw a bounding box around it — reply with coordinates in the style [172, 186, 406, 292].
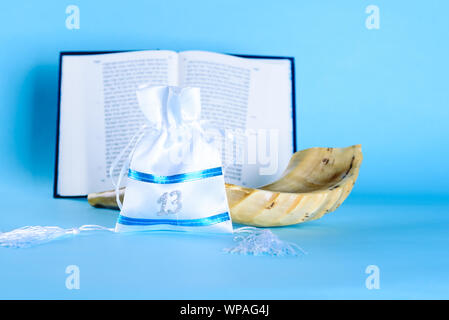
[0, 0, 448, 299]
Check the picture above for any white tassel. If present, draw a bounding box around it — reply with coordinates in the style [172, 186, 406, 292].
[0, 225, 114, 248]
[0, 224, 305, 257]
[224, 227, 307, 257]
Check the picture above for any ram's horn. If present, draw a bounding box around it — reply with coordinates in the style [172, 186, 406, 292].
[88, 145, 362, 227]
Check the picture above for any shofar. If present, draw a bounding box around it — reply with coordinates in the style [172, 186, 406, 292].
[88, 145, 362, 227]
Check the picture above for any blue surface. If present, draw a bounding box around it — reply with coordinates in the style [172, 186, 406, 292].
[1, 190, 448, 299]
[0, 0, 448, 299]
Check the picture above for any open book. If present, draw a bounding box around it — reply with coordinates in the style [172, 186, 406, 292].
[55, 50, 296, 197]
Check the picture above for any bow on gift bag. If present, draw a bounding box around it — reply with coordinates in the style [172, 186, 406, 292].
[0, 86, 303, 256]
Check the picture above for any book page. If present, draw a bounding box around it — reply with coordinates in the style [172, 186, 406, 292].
[179, 51, 293, 188]
[58, 50, 178, 196]
[57, 56, 91, 196]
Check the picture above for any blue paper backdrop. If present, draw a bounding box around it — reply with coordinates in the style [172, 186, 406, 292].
[0, 0, 448, 299]
[1, 0, 448, 197]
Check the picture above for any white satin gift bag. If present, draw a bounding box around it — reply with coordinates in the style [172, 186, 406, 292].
[115, 85, 233, 234]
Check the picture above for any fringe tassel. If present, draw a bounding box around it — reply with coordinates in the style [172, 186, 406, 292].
[0, 225, 114, 248]
[0, 224, 305, 257]
[224, 227, 307, 257]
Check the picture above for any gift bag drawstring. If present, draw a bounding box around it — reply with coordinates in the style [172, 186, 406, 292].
[0, 225, 114, 248]
[109, 124, 149, 210]
[226, 227, 307, 257]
